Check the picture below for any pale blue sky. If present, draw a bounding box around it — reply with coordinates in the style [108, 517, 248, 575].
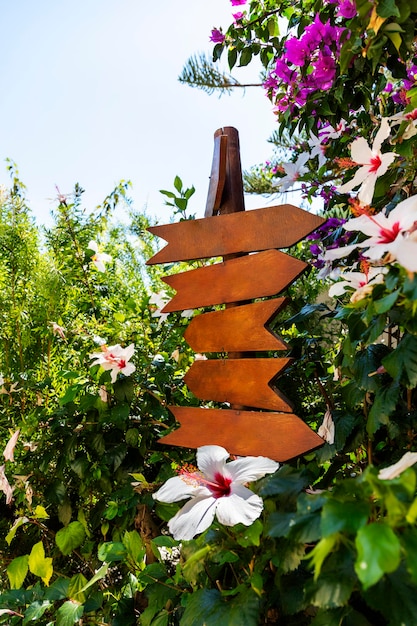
[1, 0, 282, 226]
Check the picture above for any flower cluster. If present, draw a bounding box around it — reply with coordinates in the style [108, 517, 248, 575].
[264, 15, 347, 114]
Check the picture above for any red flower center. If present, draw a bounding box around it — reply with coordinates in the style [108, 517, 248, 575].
[369, 154, 382, 173]
[378, 221, 401, 243]
[209, 473, 232, 498]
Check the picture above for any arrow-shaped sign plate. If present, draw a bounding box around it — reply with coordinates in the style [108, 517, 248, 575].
[184, 298, 289, 353]
[147, 204, 325, 264]
[162, 249, 308, 312]
[184, 358, 293, 411]
[159, 406, 324, 461]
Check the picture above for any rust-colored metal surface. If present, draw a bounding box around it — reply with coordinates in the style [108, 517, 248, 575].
[159, 406, 324, 462]
[205, 130, 227, 217]
[147, 204, 325, 265]
[184, 358, 294, 412]
[161, 249, 308, 312]
[184, 298, 289, 353]
[148, 126, 324, 461]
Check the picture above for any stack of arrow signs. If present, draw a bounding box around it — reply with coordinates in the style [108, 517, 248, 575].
[147, 204, 326, 462]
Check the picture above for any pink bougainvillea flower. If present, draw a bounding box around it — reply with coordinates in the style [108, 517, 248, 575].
[336, 0, 357, 18]
[209, 28, 225, 44]
[378, 451, 417, 480]
[0, 465, 14, 504]
[153, 445, 278, 540]
[90, 343, 136, 383]
[337, 118, 397, 205]
[328, 266, 386, 301]
[88, 241, 112, 273]
[231, 0, 246, 4]
[3, 430, 20, 463]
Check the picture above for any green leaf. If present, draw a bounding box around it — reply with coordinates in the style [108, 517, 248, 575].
[354, 523, 401, 589]
[28, 542, 53, 586]
[363, 565, 417, 624]
[6, 516, 29, 545]
[98, 541, 127, 562]
[305, 534, 340, 580]
[401, 527, 417, 583]
[260, 465, 311, 499]
[321, 500, 370, 537]
[55, 601, 84, 626]
[181, 589, 260, 626]
[75, 564, 108, 596]
[382, 334, 417, 387]
[173, 176, 182, 193]
[373, 290, 399, 314]
[7, 555, 29, 589]
[22, 601, 52, 625]
[55, 521, 85, 556]
[123, 530, 146, 566]
[367, 381, 400, 435]
[68, 573, 88, 603]
[45, 577, 70, 601]
[376, 0, 400, 17]
[235, 520, 263, 547]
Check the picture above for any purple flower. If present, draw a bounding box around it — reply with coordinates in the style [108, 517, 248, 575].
[312, 51, 336, 89]
[310, 244, 323, 256]
[210, 28, 225, 44]
[231, 0, 246, 4]
[285, 36, 312, 66]
[337, 0, 357, 18]
[233, 12, 245, 22]
[274, 58, 296, 82]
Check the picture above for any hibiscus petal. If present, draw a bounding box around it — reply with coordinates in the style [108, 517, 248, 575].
[393, 238, 417, 272]
[343, 213, 386, 236]
[357, 173, 378, 206]
[197, 445, 230, 480]
[378, 451, 417, 480]
[373, 117, 391, 153]
[124, 344, 135, 360]
[215, 489, 264, 526]
[323, 243, 359, 261]
[3, 430, 20, 463]
[226, 456, 278, 483]
[350, 137, 372, 165]
[121, 363, 136, 377]
[337, 166, 369, 193]
[387, 195, 417, 230]
[153, 475, 209, 503]
[168, 495, 217, 540]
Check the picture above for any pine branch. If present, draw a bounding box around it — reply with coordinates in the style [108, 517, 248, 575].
[178, 52, 262, 97]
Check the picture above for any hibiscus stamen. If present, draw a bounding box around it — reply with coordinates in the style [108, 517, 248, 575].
[178, 465, 232, 497]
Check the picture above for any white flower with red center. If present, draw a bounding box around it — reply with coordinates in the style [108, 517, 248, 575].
[88, 240, 112, 273]
[153, 445, 278, 540]
[328, 266, 386, 301]
[90, 343, 136, 383]
[273, 153, 309, 192]
[325, 195, 417, 263]
[337, 118, 397, 205]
